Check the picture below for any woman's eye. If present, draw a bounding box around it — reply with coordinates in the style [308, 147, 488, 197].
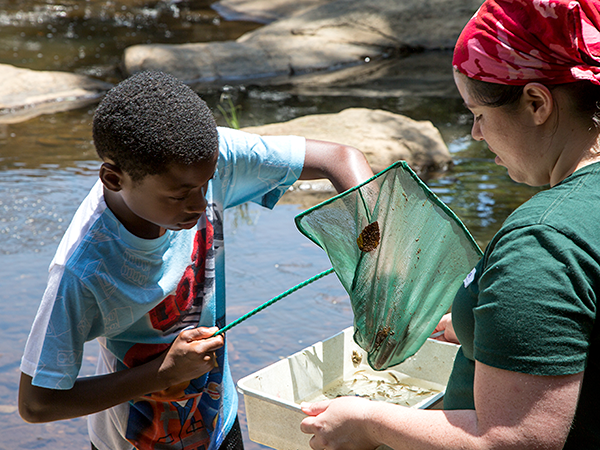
[474, 114, 482, 122]
[170, 196, 186, 201]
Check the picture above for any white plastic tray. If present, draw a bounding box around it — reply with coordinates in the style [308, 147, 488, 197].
[237, 327, 459, 450]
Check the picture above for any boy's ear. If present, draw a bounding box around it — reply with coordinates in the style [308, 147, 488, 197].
[99, 162, 124, 192]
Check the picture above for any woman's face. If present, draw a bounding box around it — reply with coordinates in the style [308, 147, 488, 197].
[454, 72, 552, 186]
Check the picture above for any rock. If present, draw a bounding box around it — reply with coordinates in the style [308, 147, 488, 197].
[243, 108, 451, 174]
[124, 0, 484, 86]
[241, 107, 452, 205]
[0, 64, 113, 124]
[212, 0, 331, 23]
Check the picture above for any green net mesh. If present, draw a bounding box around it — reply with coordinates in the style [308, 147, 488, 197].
[295, 161, 483, 370]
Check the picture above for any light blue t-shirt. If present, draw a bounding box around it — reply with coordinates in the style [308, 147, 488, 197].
[21, 127, 305, 450]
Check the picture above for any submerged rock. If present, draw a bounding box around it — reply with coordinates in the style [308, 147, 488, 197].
[212, 0, 330, 23]
[282, 50, 458, 99]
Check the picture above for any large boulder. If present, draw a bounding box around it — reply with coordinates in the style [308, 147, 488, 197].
[241, 108, 452, 205]
[0, 64, 113, 124]
[124, 0, 484, 86]
[212, 0, 332, 23]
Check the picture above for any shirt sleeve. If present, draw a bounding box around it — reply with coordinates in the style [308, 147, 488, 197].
[21, 263, 101, 390]
[215, 127, 305, 210]
[474, 224, 596, 376]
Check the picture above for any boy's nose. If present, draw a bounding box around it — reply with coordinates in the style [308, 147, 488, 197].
[186, 189, 208, 214]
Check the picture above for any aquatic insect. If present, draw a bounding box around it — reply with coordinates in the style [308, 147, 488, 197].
[373, 325, 394, 351]
[357, 221, 380, 252]
[351, 350, 363, 365]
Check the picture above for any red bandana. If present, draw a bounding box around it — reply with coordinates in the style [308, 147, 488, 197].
[453, 0, 600, 85]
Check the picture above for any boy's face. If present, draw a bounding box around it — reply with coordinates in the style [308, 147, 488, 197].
[115, 152, 218, 238]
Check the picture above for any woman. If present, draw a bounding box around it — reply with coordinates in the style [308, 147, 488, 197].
[300, 0, 600, 448]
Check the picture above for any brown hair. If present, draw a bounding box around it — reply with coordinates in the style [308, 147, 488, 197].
[466, 77, 600, 127]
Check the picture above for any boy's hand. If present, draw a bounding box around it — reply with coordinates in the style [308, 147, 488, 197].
[156, 326, 224, 390]
[19, 326, 224, 423]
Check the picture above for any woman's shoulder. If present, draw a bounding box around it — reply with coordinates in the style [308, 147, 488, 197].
[505, 164, 600, 231]
[481, 164, 600, 258]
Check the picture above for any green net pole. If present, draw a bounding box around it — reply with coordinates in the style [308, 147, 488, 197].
[213, 267, 335, 336]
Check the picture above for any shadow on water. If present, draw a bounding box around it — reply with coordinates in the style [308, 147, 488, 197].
[0, 1, 544, 449]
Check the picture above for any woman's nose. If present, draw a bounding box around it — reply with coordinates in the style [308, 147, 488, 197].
[471, 120, 484, 141]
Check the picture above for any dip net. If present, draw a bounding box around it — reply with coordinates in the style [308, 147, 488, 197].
[295, 161, 482, 370]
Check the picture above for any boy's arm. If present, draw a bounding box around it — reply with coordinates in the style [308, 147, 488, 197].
[19, 326, 223, 423]
[300, 139, 374, 193]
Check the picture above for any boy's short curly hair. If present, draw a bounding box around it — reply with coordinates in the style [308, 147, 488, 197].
[93, 71, 218, 182]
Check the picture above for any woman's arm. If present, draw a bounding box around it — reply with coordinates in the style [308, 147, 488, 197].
[19, 326, 224, 423]
[301, 362, 582, 450]
[300, 139, 374, 193]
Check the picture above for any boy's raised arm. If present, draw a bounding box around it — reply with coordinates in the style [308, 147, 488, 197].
[300, 139, 374, 193]
[19, 327, 223, 423]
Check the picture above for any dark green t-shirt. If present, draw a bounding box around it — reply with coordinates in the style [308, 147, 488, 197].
[444, 163, 600, 448]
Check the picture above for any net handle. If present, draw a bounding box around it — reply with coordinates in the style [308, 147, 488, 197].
[213, 267, 335, 336]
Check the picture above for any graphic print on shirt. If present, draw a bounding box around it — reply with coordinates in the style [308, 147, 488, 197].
[125, 396, 211, 450]
[149, 218, 213, 334]
[123, 212, 224, 449]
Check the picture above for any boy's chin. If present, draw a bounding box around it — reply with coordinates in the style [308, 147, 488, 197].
[175, 221, 198, 230]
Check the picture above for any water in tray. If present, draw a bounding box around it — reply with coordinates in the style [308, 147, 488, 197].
[305, 369, 444, 408]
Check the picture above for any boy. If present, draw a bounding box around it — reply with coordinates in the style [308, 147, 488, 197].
[18, 71, 373, 450]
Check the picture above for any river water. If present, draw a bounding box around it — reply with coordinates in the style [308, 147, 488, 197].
[0, 1, 543, 449]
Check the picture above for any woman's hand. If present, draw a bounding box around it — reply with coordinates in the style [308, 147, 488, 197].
[432, 313, 459, 344]
[298, 361, 582, 450]
[300, 397, 380, 450]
